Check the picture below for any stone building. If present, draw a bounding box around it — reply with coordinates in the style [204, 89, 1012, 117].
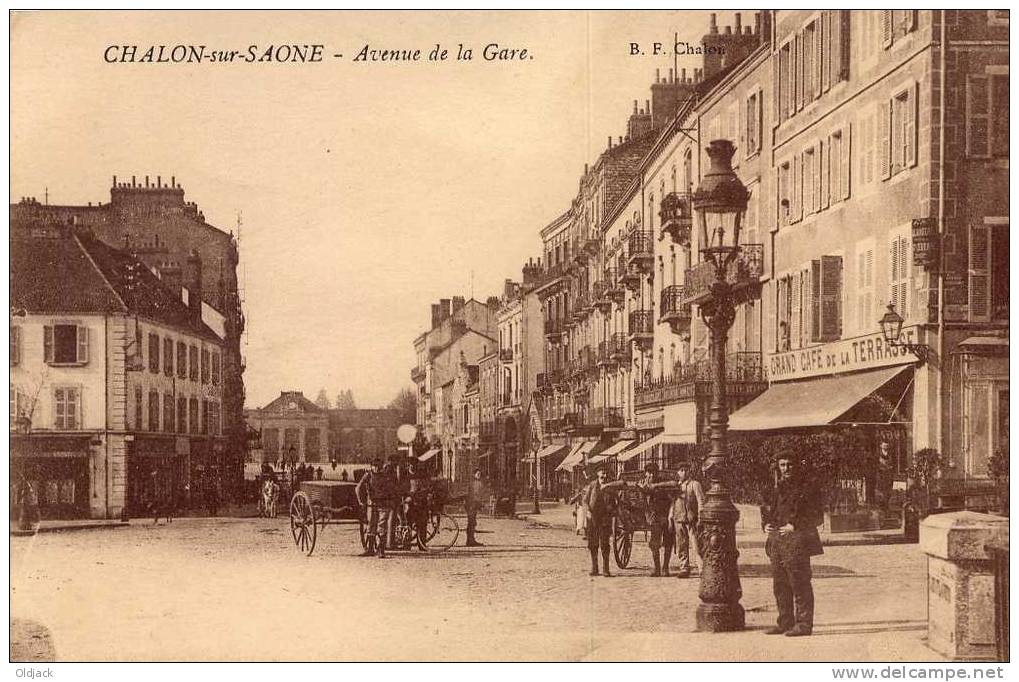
[11, 176, 246, 498]
[11, 226, 226, 519]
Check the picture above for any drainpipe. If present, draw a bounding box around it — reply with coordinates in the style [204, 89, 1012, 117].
[104, 315, 110, 518]
[936, 11, 947, 458]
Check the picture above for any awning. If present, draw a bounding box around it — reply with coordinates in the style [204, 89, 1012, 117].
[956, 336, 1009, 355]
[728, 365, 910, 432]
[524, 443, 568, 463]
[599, 439, 634, 457]
[555, 442, 587, 471]
[617, 432, 695, 462]
[418, 448, 440, 462]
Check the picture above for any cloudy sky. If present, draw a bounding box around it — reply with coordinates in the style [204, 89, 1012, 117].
[11, 9, 748, 409]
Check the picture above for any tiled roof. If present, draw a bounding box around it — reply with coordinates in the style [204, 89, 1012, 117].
[10, 230, 221, 342]
[261, 391, 326, 414]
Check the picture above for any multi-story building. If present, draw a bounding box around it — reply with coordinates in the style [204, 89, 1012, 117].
[11, 176, 246, 499]
[11, 226, 226, 519]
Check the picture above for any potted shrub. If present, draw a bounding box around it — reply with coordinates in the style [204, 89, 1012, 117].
[903, 448, 942, 541]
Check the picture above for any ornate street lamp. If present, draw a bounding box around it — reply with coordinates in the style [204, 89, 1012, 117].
[879, 303, 929, 363]
[691, 139, 749, 633]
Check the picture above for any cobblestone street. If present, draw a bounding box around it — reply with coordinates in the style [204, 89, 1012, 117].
[10, 511, 942, 662]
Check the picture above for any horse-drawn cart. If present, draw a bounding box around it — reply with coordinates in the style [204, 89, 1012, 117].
[288, 478, 460, 556]
[611, 486, 648, 568]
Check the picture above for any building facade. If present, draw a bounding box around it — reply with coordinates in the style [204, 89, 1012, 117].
[11, 227, 226, 519]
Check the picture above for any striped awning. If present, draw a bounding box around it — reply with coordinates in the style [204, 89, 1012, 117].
[523, 443, 568, 463]
[599, 439, 634, 457]
[555, 442, 587, 471]
[418, 448, 440, 462]
[617, 433, 696, 462]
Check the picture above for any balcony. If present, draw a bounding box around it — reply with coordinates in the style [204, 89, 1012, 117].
[633, 352, 767, 409]
[583, 235, 601, 256]
[544, 318, 565, 343]
[683, 244, 765, 305]
[588, 407, 625, 429]
[573, 293, 591, 320]
[628, 310, 654, 351]
[545, 262, 567, 281]
[592, 280, 612, 314]
[572, 237, 589, 265]
[659, 192, 693, 246]
[597, 339, 617, 368]
[626, 231, 655, 274]
[579, 345, 596, 374]
[411, 365, 426, 383]
[572, 384, 589, 403]
[609, 333, 631, 366]
[563, 412, 581, 432]
[604, 268, 625, 304]
[660, 285, 692, 335]
[499, 348, 514, 363]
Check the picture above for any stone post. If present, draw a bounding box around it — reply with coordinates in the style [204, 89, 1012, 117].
[920, 511, 1009, 660]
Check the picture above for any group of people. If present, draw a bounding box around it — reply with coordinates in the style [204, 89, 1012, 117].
[571, 461, 704, 579]
[573, 454, 821, 638]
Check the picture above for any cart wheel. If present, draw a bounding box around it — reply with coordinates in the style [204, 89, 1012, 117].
[422, 513, 459, 552]
[290, 491, 317, 556]
[612, 517, 632, 568]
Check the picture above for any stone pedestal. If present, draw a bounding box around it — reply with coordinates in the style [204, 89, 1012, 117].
[920, 511, 1009, 660]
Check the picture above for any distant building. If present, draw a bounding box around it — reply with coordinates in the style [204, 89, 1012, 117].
[11, 226, 226, 519]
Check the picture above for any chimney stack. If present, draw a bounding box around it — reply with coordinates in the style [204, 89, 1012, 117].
[185, 251, 203, 323]
[431, 304, 441, 329]
[735, 13, 742, 33]
[710, 13, 718, 33]
[440, 298, 451, 321]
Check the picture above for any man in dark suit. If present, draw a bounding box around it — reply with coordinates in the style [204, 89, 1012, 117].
[761, 454, 824, 637]
[582, 466, 626, 577]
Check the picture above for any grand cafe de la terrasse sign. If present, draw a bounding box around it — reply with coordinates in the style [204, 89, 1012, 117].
[766, 326, 921, 383]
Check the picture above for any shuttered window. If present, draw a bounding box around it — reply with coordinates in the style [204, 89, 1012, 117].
[163, 394, 175, 434]
[177, 342, 187, 379]
[856, 246, 875, 334]
[891, 84, 918, 174]
[803, 147, 817, 215]
[967, 74, 1010, 158]
[178, 397, 188, 433]
[45, 324, 89, 365]
[163, 338, 174, 376]
[148, 390, 160, 433]
[189, 398, 199, 435]
[881, 10, 893, 48]
[54, 387, 81, 430]
[810, 256, 843, 342]
[135, 386, 143, 430]
[968, 224, 992, 322]
[10, 326, 20, 366]
[879, 100, 892, 180]
[889, 233, 912, 320]
[148, 333, 160, 373]
[791, 271, 803, 348]
[189, 345, 199, 381]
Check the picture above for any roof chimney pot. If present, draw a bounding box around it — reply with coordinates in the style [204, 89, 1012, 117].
[710, 13, 718, 33]
[735, 12, 742, 32]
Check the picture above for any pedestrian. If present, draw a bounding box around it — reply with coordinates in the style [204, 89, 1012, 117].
[581, 465, 626, 577]
[875, 441, 894, 514]
[671, 462, 705, 578]
[340, 470, 349, 482]
[207, 479, 220, 517]
[316, 467, 324, 481]
[638, 463, 680, 577]
[567, 472, 590, 538]
[466, 469, 486, 547]
[150, 469, 163, 525]
[761, 453, 823, 637]
[355, 459, 397, 558]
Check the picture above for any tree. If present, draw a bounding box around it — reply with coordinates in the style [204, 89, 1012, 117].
[335, 389, 357, 410]
[388, 387, 417, 425]
[313, 389, 331, 410]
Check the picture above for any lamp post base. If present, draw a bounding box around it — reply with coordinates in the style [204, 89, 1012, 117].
[695, 602, 746, 632]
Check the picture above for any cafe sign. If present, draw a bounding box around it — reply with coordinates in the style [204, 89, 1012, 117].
[766, 326, 920, 382]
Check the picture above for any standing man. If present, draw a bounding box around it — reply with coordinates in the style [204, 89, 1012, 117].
[582, 466, 626, 577]
[761, 453, 823, 637]
[639, 463, 680, 577]
[875, 441, 895, 515]
[671, 461, 705, 578]
[355, 459, 397, 558]
[466, 469, 486, 547]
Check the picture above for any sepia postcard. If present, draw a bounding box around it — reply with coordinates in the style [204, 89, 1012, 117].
[8, 9, 1010, 670]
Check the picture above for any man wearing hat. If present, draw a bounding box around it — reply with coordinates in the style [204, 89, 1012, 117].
[581, 465, 626, 577]
[355, 458, 398, 558]
[639, 462, 681, 577]
[671, 461, 705, 578]
[761, 453, 823, 637]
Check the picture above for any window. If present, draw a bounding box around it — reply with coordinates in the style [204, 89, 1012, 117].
[148, 333, 160, 373]
[776, 275, 792, 351]
[966, 74, 1009, 158]
[209, 401, 221, 437]
[859, 110, 876, 187]
[810, 256, 843, 342]
[803, 147, 817, 215]
[777, 161, 792, 225]
[177, 342, 187, 379]
[148, 390, 160, 432]
[969, 223, 1010, 322]
[884, 10, 917, 45]
[163, 394, 175, 433]
[189, 398, 199, 435]
[45, 324, 89, 365]
[889, 232, 912, 320]
[177, 396, 187, 433]
[135, 386, 143, 430]
[828, 127, 850, 203]
[779, 42, 792, 122]
[891, 87, 917, 174]
[201, 349, 210, 384]
[10, 326, 21, 366]
[189, 345, 199, 381]
[54, 387, 81, 430]
[163, 338, 174, 376]
[202, 399, 210, 434]
[856, 245, 875, 333]
[211, 351, 221, 386]
[745, 89, 762, 156]
[10, 386, 28, 429]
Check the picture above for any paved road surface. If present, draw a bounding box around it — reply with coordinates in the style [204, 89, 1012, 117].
[9, 515, 940, 661]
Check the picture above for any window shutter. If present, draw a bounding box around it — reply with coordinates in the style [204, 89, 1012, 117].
[968, 224, 992, 321]
[841, 122, 852, 200]
[738, 97, 746, 158]
[791, 272, 802, 348]
[77, 325, 89, 364]
[904, 9, 917, 33]
[879, 101, 892, 179]
[815, 141, 823, 212]
[865, 249, 874, 331]
[11, 327, 20, 365]
[756, 88, 764, 152]
[992, 76, 1009, 157]
[776, 47, 785, 122]
[857, 251, 866, 331]
[821, 137, 830, 209]
[839, 11, 851, 81]
[794, 34, 801, 112]
[810, 260, 822, 342]
[821, 255, 843, 340]
[881, 10, 893, 48]
[906, 83, 918, 168]
[44, 325, 54, 364]
[830, 10, 841, 85]
[821, 11, 831, 93]
[966, 75, 990, 158]
[813, 23, 823, 100]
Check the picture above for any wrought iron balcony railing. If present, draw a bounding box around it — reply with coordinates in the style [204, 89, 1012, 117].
[626, 231, 655, 272]
[411, 366, 426, 382]
[660, 285, 692, 334]
[588, 406, 625, 429]
[659, 192, 693, 246]
[682, 244, 765, 305]
[499, 348, 514, 362]
[633, 352, 767, 408]
[597, 339, 616, 367]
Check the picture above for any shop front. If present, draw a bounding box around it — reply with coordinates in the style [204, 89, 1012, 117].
[126, 435, 188, 517]
[729, 330, 919, 531]
[10, 435, 92, 519]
